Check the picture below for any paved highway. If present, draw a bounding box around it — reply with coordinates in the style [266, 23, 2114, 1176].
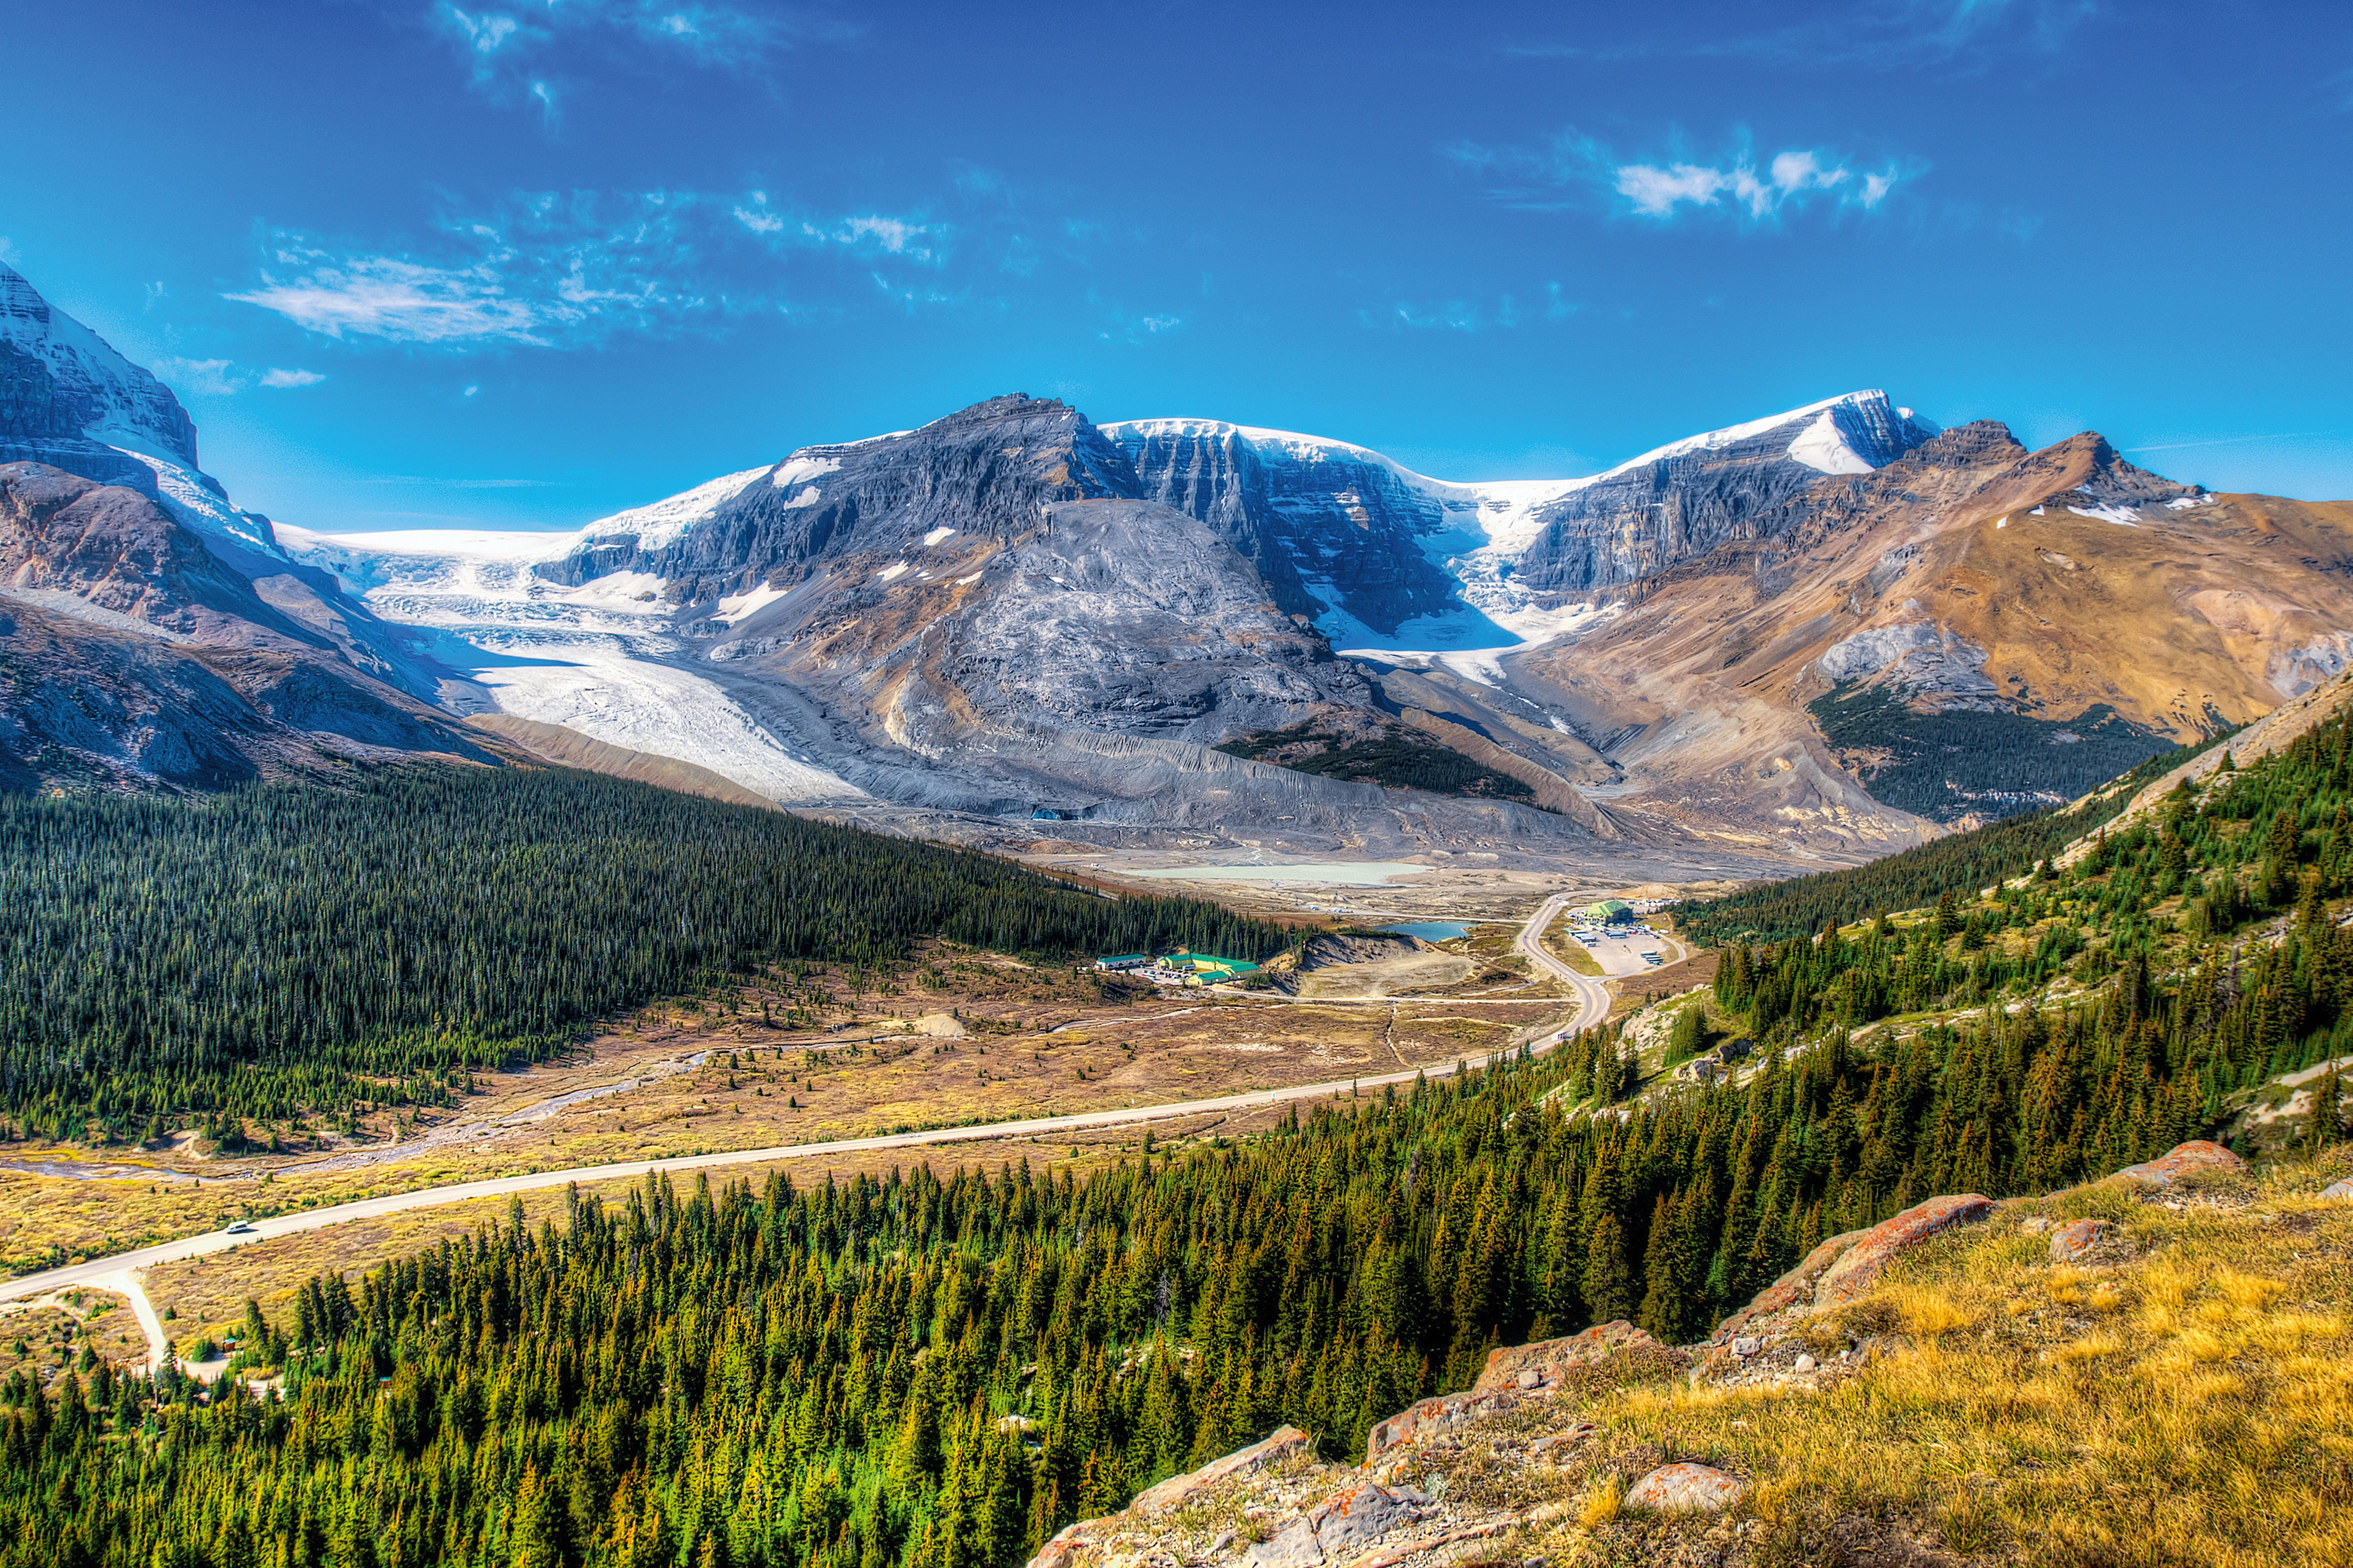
[0, 893, 1619, 1338]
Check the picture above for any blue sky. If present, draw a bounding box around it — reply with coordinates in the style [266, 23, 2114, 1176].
[5, 0, 2349, 531]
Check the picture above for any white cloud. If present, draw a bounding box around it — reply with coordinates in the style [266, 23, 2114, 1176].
[229, 253, 547, 345]
[1613, 146, 1899, 220]
[442, 5, 518, 55]
[227, 183, 1053, 351]
[1460, 124, 1917, 225]
[155, 357, 243, 396]
[260, 367, 327, 388]
[430, 0, 819, 99]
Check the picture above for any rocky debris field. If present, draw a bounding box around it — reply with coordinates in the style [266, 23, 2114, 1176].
[1029, 1137, 2353, 1568]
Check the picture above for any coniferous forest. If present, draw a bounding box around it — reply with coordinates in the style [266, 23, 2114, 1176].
[1676, 726, 2229, 947]
[0, 769, 1289, 1138]
[0, 712, 2346, 1568]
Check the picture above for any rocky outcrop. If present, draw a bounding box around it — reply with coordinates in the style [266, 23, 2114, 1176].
[1709, 1193, 1994, 1345]
[1364, 1389, 1522, 1461]
[1020, 1142, 2297, 1568]
[1472, 1319, 1659, 1392]
[1246, 1482, 1428, 1568]
[2117, 1140, 2245, 1184]
[1133, 1427, 1313, 1517]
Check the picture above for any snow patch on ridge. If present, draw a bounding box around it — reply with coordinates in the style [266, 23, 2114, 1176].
[579, 466, 770, 550]
[1786, 408, 1874, 474]
[106, 447, 282, 557]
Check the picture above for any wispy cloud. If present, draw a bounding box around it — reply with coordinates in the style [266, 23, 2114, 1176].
[1361, 284, 1576, 334]
[733, 194, 946, 263]
[155, 357, 243, 397]
[431, 0, 844, 104]
[229, 252, 553, 345]
[1450, 127, 1919, 225]
[1092, 300, 1185, 343]
[155, 356, 332, 394]
[229, 189, 962, 348]
[1499, 0, 2097, 71]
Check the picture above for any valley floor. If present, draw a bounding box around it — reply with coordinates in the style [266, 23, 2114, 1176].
[0, 907, 1611, 1369]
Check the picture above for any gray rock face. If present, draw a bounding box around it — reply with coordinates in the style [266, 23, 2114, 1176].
[0, 263, 200, 494]
[1511, 393, 1935, 596]
[546, 395, 1139, 592]
[1105, 420, 1465, 636]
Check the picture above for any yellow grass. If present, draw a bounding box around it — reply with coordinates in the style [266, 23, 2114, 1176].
[1549, 1159, 2353, 1566]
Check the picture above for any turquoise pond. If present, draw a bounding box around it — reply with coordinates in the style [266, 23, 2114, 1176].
[1381, 921, 1471, 941]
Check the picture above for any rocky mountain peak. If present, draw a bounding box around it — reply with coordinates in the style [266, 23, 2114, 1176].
[0, 263, 200, 486]
[1896, 418, 2029, 469]
[548, 393, 1144, 596]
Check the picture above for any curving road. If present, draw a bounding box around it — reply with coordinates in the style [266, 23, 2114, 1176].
[0, 893, 1618, 1334]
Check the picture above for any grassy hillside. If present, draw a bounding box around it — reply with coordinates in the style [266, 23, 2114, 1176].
[0, 767, 1292, 1140]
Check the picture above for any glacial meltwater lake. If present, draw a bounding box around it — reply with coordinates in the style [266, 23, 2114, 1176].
[1381, 921, 1471, 941]
[1122, 861, 1432, 886]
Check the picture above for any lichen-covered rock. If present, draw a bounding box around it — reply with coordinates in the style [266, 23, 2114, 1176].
[2117, 1140, 2245, 1184]
[1813, 1194, 1995, 1307]
[1625, 1462, 1745, 1513]
[1365, 1389, 1519, 1460]
[1129, 1425, 1310, 1516]
[1244, 1482, 1426, 1568]
[1711, 1194, 1993, 1344]
[2049, 1218, 2117, 1262]
[1472, 1320, 1660, 1393]
[1709, 1228, 1867, 1343]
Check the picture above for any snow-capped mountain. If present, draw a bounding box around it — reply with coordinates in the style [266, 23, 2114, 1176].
[0, 262, 280, 557]
[1103, 390, 1936, 650]
[14, 256, 2345, 863]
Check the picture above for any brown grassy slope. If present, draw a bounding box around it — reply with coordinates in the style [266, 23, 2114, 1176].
[1516, 425, 2353, 845]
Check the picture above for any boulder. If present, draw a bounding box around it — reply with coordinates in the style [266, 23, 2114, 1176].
[1028, 1526, 1090, 1568]
[1130, 1425, 1311, 1516]
[1364, 1389, 1518, 1460]
[2117, 1140, 2245, 1185]
[2048, 1218, 2116, 1263]
[1245, 1482, 1424, 1568]
[1813, 1194, 1995, 1308]
[1625, 1462, 1745, 1513]
[1472, 1320, 1660, 1393]
[1709, 1228, 1867, 1342]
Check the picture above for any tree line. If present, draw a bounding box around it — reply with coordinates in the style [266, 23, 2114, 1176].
[0, 768, 1291, 1140]
[1677, 724, 2231, 946]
